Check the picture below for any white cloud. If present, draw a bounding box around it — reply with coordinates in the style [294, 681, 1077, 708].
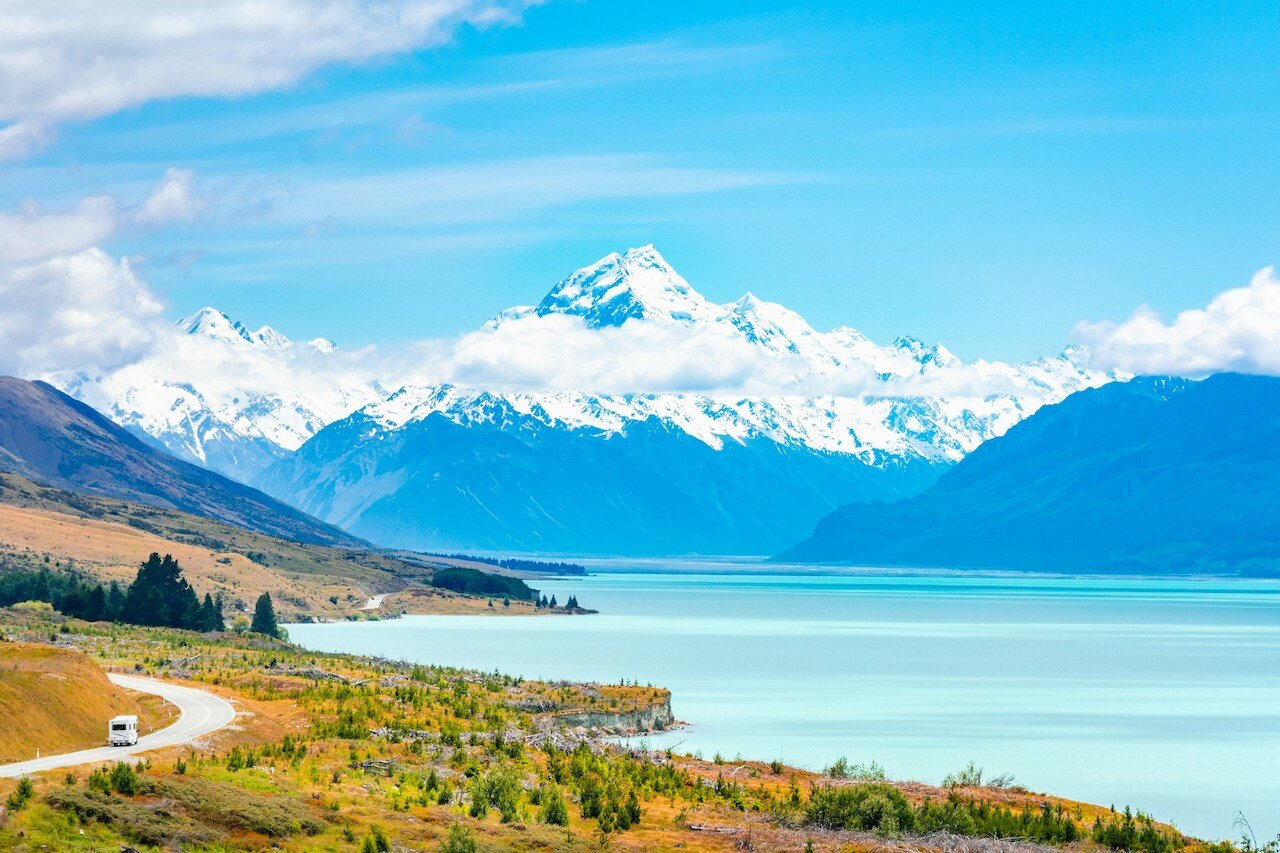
[0, 0, 532, 160]
[0, 172, 209, 375]
[0, 196, 119, 264]
[0, 119, 54, 160]
[436, 313, 800, 394]
[1074, 267, 1280, 376]
[133, 167, 206, 225]
[0, 249, 163, 376]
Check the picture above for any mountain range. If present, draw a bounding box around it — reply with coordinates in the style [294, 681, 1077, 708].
[0, 376, 359, 547]
[781, 373, 1280, 573]
[50, 245, 1114, 554]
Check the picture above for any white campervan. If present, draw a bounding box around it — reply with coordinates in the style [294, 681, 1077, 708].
[108, 715, 138, 746]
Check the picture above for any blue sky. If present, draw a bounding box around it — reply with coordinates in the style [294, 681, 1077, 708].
[3, 0, 1279, 361]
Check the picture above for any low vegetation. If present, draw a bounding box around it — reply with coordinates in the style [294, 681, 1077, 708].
[0, 604, 1260, 853]
[422, 552, 589, 576]
[430, 566, 537, 601]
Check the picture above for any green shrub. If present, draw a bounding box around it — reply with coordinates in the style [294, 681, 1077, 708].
[942, 761, 984, 788]
[540, 783, 570, 826]
[1091, 806, 1180, 853]
[442, 822, 478, 853]
[5, 776, 34, 811]
[806, 783, 914, 833]
[108, 761, 139, 795]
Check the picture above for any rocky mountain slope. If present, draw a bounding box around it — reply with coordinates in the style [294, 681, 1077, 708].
[0, 376, 360, 547]
[780, 374, 1280, 573]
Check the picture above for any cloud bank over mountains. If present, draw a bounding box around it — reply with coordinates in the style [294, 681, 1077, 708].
[2, 175, 1279, 403]
[1076, 267, 1280, 378]
[0, 0, 533, 160]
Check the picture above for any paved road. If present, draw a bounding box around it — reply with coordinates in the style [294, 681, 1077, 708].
[0, 673, 236, 778]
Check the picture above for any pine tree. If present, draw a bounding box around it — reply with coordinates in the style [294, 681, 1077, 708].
[549, 595, 557, 609]
[123, 553, 205, 629]
[199, 593, 224, 632]
[106, 582, 126, 622]
[83, 584, 107, 622]
[566, 595, 578, 609]
[251, 592, 280, 638]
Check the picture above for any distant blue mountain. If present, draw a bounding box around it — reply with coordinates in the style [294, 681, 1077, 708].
[779, 374, 1280, 574]
[255, 404, 939, 556]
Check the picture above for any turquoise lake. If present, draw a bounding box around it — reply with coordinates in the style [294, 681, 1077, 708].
[286, 562, 1280, 841]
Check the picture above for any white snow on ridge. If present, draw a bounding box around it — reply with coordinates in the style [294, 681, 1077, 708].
[53, 244, 1117, 479]
[361, 383, 1059, 464]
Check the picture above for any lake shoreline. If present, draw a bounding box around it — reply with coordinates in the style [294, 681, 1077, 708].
[286, 564, 1280, 841]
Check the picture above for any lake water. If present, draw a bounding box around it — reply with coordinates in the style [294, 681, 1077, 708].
[286, 561, 1280, 841]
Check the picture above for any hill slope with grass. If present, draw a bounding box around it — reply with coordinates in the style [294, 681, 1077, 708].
[0, 377, 359, 547]
[0, 642, 170, 763]
[0, 473, 563, 620]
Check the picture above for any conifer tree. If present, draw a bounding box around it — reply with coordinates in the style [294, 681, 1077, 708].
[199, 593, 224, 632]
[251, 592, 280, 638]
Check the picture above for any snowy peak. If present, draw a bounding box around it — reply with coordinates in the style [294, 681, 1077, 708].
[254, 325, 292, 351]
[726, 292, 818, 356]
[534, 244, 721, 327]
[893, 335, 960, 370]
[178, 307, 296, 351]
[178, 307, 255, 345]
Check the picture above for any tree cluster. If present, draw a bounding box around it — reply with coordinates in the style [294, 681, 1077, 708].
[535, 593, 580, 610]
[0, 552, 223, 632]
[429, 567, 535, 601]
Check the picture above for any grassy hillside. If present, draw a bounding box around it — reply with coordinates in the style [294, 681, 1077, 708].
[0, 473, 549, 620]
[0, 642, 170, 763]
[0, 377, 360, 547]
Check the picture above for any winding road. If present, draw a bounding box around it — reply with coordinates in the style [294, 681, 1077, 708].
[0, 673, 236, 778]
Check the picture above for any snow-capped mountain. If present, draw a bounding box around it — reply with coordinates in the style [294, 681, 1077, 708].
[249, 245, 1113, 554]
[54, 243, 1116, 551]
[54, 308, 386, 482]
[374, 245, 1111, 466]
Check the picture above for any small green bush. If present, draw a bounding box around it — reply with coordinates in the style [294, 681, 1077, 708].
[442, 822, 478, 853]
[540, 783, 570, 826]
[806, 783, 914, 833]
[5, 776, 34, 811]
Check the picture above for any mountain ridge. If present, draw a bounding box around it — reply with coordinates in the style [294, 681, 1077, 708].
[50, 245, 1116, 555]
[779, 373, 1280, 573]
[0, 375, 363, 547]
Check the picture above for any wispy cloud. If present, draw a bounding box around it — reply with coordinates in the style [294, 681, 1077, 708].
[861, 114, 1213, 145]
[77, 38, 784, 158]
[269, 154, 817, 227]
[0, 0, 535, 160]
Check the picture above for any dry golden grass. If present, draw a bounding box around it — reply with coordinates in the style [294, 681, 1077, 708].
[0, 641, 171, 762]
[0, 502, 378, 619]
